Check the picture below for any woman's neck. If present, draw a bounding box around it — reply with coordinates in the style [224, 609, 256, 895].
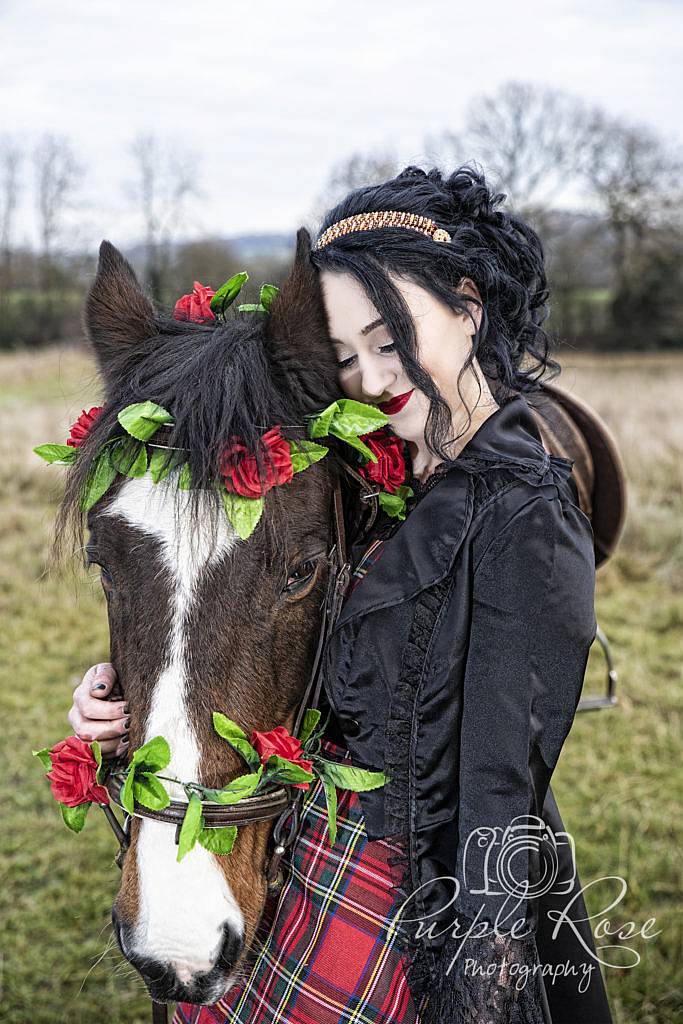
[408, 397, 500, 483]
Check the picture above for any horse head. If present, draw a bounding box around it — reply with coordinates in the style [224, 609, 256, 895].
[58, 231, 342, 1003]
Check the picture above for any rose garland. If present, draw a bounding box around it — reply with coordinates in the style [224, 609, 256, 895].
[34, 271, 415, 535]
[34, 708, 385, 859]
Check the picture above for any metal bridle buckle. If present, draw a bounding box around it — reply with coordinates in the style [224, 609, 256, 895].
[266, 799, 301, 892]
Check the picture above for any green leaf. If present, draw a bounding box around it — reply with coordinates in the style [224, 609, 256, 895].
[120, 767, 136, 815]
[264, 754, 315, 785]
[331, 431, 376, 461]
[118, 402, 173, 441]
[306, 399, 388, 459]
[198, 825, 238, 855]
[177, 462, 192, 490]
[212, 713, 261, 770]
[315, 758, 386, 792]
[134, 772, 171, 811]
[321, 775, 338, 845]
[298, 708, 321, 747]
[33, 443, 77, 465]
[33, 747, 52, 771]
[177, 794, 203, 861]
[80, 449, 118, 511]
[236, 303, 267, 313]
[288, 440, 328, 475]
[307, 401, 339, 439]
[149, 447, 180, 484]
[110, 439, 148, 478]
[259, 283, 279, 311]
[91, 740, 103, 783]
[378, 485, 413, 521]
[220, 488, 264, 540]
[131, 736, 171, 773]
[333, 399, 389, 436]
[60, 801, 90, 833]
[201, 767, 263, 805]
[210, 271, 248, 314]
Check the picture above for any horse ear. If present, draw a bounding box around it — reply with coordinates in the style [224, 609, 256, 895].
[85, 240, 158, 386]
[265, 228, 338, 405]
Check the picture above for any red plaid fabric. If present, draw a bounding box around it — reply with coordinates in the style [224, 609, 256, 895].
[173, 740, 421, 1024]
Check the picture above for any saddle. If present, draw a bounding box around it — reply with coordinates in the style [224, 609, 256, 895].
[527, 383, 627, 569]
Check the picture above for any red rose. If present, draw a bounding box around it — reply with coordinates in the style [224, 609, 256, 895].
[173, 281, 216, 323]
[358, 428, 406, 494]
[46, 736, 110, 807]
[66, 406, 104, 448]
[219, 426, 293, 499]
[249, 726, 314, 791]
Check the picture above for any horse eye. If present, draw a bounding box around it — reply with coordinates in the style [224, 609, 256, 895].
[100, 567, 115, 594]
[284, 559, 318, 595]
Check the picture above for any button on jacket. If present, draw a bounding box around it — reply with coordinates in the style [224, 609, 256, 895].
[322, 394, 612, 1023]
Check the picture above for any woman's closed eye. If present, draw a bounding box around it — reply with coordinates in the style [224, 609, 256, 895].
[336, 342, 396, 369]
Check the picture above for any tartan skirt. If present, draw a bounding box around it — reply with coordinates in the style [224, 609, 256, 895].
[173, 740, 422, 1024]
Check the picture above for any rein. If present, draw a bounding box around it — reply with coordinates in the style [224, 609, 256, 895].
[100, 467, 377, 1022]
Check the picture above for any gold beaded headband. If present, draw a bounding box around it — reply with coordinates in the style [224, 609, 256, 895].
[314, 210, 452, 250]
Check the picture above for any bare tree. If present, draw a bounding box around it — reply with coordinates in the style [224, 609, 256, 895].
[30, 134, 84, 341]
[33, 134, 82, 270]
[431, 81, 589, 225]
[0, 137, 22, 330]
[127, 132, 198, 300]
[578, 109, 683, 280]
[309, 149, 399, 226]
[575, 110, 683, 346]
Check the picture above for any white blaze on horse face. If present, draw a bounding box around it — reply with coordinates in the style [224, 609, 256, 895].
[104, 473, 245, 973]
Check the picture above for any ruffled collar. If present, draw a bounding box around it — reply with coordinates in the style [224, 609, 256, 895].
[409, 394, 573, 497]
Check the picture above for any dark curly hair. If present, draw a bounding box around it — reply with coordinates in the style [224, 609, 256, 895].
[310, 163, 560, 462]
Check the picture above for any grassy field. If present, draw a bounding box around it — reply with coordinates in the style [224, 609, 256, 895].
[0, 347, 681, 1023]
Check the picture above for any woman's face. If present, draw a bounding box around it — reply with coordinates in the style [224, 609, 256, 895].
[319, 269, 485, 448]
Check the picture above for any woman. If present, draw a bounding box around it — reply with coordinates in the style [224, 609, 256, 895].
[67, 165, 612, 1023]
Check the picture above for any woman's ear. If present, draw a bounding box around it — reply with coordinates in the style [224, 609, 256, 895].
[455, 277, 483, 335]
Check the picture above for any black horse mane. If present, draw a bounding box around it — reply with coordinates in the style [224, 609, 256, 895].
[56, 307, 339, 560]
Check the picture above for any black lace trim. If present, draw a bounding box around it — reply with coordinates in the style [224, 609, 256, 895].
[383, 577, 451, 835]
[385, 841, 546, 1023]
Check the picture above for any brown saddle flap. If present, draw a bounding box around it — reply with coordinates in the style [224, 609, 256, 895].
[527, 383, 627, 568]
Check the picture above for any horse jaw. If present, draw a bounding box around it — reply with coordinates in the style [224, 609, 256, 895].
[103, 473, 245, 981]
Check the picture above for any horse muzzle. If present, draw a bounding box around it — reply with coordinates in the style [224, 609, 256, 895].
[113, 906, 244, 1004]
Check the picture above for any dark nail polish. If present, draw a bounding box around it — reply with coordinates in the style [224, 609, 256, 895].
[121, 737, 129, 745]
[124, 717, 131, 729]
[123, 704, 130, 714]
[93, 683, 107, 691]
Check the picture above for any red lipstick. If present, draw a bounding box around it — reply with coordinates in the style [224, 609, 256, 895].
[378, 389, 414, 415]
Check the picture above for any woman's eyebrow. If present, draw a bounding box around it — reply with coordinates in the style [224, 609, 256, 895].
[331, 318, 384, 345]
[361, 318, 384, 336]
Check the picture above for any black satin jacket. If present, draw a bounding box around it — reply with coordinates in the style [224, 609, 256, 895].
[322, 395, 611, 1023]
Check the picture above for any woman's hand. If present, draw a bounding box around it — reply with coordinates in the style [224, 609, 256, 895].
[68, 663, 129, 759]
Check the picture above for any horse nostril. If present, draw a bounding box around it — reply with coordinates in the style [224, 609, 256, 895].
[215, 922, 245, 974]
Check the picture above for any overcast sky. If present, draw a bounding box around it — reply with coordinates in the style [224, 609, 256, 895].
[1, 0, 681, 250]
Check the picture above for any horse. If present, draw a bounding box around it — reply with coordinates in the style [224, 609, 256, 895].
[54, 229, 626, 1009]
[56, 229, 347, 1005]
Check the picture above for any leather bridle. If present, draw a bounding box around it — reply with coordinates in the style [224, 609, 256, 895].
[99, 463, 378, 1023]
